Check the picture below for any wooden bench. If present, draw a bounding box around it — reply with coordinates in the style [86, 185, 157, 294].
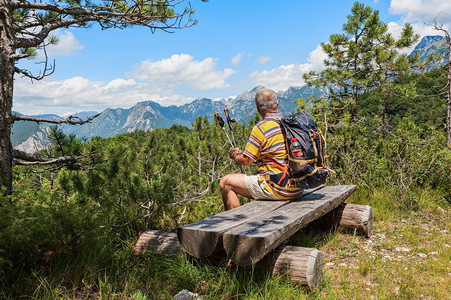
[136, 184, 374, 289]
[178, 185, 356, 266]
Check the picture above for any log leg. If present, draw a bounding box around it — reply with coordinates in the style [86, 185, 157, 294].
[135, 230, 323, 290]
[256, 245, 323, 290]
[135, 230, 184, 255]
[315, 203, 374, 237]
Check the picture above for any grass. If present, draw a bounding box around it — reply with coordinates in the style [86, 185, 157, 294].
[1, 188, 450, 299]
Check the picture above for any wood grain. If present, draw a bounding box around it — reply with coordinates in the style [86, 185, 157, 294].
[223, 185, 356, 266]
[177, 186, 325, 258]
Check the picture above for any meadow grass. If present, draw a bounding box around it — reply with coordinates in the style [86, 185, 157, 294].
[2, 188, 450, 299]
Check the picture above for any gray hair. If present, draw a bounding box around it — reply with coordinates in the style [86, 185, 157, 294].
[255, 89, 278, 113]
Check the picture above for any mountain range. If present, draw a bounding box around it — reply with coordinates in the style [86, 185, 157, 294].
[12, 85, 322, 152]
[12, 35, 449, 153]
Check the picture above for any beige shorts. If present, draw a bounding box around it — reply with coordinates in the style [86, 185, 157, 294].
[244, 175, 282, 200]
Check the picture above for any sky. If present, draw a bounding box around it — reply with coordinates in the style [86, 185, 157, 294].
[12, 0, 451, 116]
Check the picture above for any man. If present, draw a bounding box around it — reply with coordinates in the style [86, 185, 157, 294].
[219, 89, 304, 210]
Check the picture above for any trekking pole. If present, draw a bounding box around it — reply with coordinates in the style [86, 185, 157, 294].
[224, 109, 248, 173]
[214, 112, 246, 174]
[214, 112, 234, 148]
[224, 108, 238, 148]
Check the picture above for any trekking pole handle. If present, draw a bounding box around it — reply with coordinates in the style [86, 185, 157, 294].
[224, 109, 246, 174]
[214, 112, 234, 147]
[224, 108, 235, 128]
[224, 108, 237, 147]
[214, 112, 225, 128]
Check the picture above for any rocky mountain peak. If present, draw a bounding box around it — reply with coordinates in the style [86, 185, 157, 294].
[410, 35, 449, 71]
[414, 36, 444, 52]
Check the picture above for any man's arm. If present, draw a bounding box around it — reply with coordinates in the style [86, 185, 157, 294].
[229, 148, 254, 166]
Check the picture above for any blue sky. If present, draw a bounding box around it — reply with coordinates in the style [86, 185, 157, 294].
[13, 0, 451, 115]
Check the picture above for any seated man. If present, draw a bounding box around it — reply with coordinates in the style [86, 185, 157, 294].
[219, 89, 303, 210]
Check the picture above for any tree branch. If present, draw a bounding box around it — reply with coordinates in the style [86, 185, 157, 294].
[12, 113, 101, 125]
[15, 16, 98, 48]
[12, 149, 77, 166]
[13, 0, 195, 48]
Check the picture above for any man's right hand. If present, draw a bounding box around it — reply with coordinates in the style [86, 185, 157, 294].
[228, 147, 242, 160]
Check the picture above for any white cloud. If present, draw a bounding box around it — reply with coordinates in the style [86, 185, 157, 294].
[129, 54, 235, 90]
[231, 52, 244, 65]
[12, 75, 192, 115]
[13, 53, 235, 115]
[40, 30, 84, 58]
[256, 56, 271, 64]
[385, 1, 451, 55]
[389, 0, 451, 26]
[249, 45, 327, 91]
[250, 63, 312, 91]
[306, 44, 327, 71]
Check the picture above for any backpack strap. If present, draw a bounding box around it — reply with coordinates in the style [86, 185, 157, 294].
[287, 157, 316, 164]
[264, 156, 289, 186]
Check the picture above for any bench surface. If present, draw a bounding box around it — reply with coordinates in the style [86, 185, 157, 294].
[177, 184, 356, 266]
[177, 186, 324, 258]
[223, 185, 356, 266]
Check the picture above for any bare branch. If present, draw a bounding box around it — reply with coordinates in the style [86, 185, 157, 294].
[14, 41, 56, 80]
[13, 113, 101, 125]
[12, 149, 77, 166]
[432, 16, 451, 40]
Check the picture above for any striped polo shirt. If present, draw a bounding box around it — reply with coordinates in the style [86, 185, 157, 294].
[243, 113, 304, 199]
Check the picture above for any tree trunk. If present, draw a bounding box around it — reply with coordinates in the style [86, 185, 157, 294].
[352, 83, 358, 122]
[447, 41, 451, 147]
[0, 0, 15, 195]
[352, 53, 358, 122]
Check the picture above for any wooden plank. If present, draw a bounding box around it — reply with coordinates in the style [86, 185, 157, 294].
[223, 185, 356, 266]
[135, 229, 323, 290]
[177, 186, 324, 258]
[177, 200, 289, 258]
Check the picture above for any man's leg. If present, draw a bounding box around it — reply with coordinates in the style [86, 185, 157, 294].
[219, 174, 253, 210]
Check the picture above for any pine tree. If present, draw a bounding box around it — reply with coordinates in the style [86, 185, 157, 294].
[303, 2, 419, 123]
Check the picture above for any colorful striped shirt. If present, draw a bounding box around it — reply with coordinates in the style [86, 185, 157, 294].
[243, 113, 304, 199]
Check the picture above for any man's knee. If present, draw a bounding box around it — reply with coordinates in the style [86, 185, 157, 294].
[219, 174, 232, 192]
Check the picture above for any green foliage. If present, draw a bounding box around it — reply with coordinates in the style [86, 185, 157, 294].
[304, 2, 419, 120]
[358, 66, 447, 130]
[326, 120, 451, 209]
[1, 115, 255, 297]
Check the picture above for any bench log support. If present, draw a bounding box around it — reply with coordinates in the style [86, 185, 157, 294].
[315, 203, 373, 237]
[135, 229, 323, 290]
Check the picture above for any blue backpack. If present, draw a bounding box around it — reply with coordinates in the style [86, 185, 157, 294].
[266, 112, 332, 189]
